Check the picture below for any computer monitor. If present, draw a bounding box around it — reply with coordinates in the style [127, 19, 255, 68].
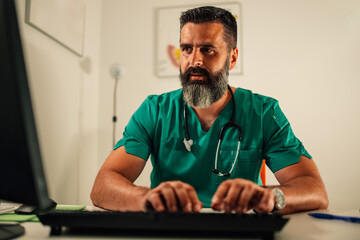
[0, 0, 54, 214]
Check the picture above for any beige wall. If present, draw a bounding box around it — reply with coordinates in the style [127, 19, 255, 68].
[17, 0, 360, 212]
[16, 0, 102, 204]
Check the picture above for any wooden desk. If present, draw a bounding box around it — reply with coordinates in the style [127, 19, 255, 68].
[14, 209, 360, 240]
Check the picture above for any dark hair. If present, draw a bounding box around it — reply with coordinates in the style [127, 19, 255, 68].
[180, 6, 237, 52]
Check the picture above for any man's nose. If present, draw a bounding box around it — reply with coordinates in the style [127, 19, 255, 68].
[190, 49, 203, 67]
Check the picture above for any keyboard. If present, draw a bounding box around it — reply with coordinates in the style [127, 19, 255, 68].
[38, 209, 289, 239]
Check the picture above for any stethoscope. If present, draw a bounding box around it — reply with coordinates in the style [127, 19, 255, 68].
[183, 85, 242, 177]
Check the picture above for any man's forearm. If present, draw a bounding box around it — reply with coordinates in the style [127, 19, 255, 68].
[271, 156, 329, 214]
[276, 175, 329, 214]
[90, 170, 149, 211]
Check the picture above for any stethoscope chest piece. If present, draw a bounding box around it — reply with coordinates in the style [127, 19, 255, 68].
[183, 138, 193, 152]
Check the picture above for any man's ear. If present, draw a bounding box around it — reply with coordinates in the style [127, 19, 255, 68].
[229, 47, 238, 70]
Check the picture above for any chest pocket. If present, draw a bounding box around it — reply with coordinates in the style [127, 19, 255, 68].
[217, 148, 263, 182]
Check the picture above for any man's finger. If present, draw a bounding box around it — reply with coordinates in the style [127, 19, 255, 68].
[237, 185, 257, 213]
[254, 188, 274, 213]
[223, 183, 242, 212]
[173, 185, 192, 212]
[159, 184, 178, 212]
[186, 186, 203, 212]
[211, 181, 231, 210]
[144, 192, 166, 212]
[144, 181, 203, 213]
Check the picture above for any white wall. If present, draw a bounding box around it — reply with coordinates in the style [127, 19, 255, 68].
[16, 0, 102, 204]
[17, 0, 360, 212]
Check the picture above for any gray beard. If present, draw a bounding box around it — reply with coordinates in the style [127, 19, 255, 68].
[182, 81, 227, 108]
[180, 60, 230, 108]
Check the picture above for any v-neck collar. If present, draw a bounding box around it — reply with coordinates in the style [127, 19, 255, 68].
[185, 89, 236, 136]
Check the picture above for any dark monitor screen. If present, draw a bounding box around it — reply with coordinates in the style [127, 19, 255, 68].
[0, 0, 54, 212]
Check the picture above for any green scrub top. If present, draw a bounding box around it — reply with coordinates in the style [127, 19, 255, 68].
[114, 88, 311, 207]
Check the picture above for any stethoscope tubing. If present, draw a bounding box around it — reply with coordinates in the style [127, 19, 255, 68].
[183, 85, 242, 177]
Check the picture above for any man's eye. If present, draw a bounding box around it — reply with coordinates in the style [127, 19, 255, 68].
[201, 48, 215, 55]
[182, 47, 192, 53]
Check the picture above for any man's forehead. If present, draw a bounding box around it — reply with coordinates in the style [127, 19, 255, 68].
[180, 22, 225, 44]
[181, 22, 224, 34]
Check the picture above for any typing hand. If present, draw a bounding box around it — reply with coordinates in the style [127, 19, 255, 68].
[211, 179, 275, 213]
[143, 181, 203, 212]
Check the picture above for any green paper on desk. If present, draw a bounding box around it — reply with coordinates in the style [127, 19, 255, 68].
[56, 205, 86, 211]
[0, 205, 86, 223]
[0, 213, 39, 222]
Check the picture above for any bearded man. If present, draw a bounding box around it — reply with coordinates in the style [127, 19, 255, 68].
[91, 6, 328, 214]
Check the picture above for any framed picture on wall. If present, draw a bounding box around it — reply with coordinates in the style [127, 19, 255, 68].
[154, 2, 242, 78]
[25, 0, 86, 57]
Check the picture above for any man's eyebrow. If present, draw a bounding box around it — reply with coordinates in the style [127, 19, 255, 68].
[180, 43, 216, 48]
[180, 43, 192, 48]
[199, 44, 216, 48]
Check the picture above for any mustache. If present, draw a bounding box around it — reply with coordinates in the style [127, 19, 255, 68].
[187, 66, 208, 75]
[183, 67, 211, 84]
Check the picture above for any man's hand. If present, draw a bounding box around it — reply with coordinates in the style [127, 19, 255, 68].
[143, 181, 203, 212]
[211, 179, 275, 213]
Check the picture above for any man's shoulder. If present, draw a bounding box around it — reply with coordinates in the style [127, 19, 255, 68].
[138, 89, 182, 113]
[235, 87, 278, 106]
[131, 89, 182, 128]
[145, 89, 182, 105]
